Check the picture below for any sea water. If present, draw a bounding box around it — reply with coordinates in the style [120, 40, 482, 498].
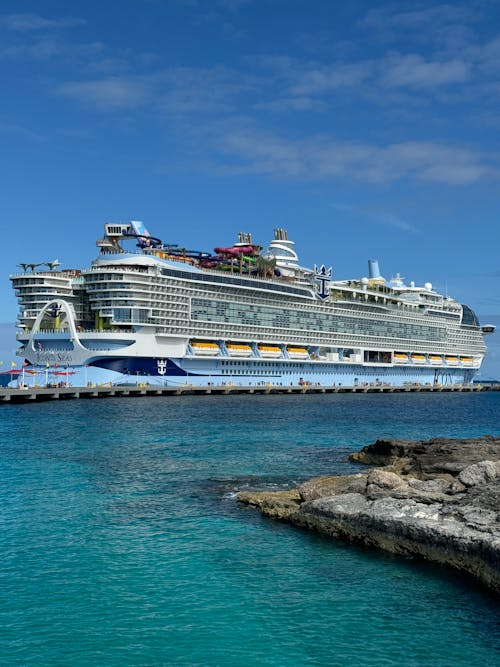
[0, 392, 499, 666]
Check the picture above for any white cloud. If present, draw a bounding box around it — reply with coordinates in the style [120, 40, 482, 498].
[360, 4, 478, 35]
[59, 77, 152, 109]
[380, 53, 471, 88]
[59, 66, 255, 114]
[1, 38, 63, 60]
[254, 96, 325, 112]
[380, 214, 418, 233]
[159, 66, 253, 114]
[205, 124, 496, 185]
[0, 13, 85, 31]
[288, 63, 371, 95]
[329, 202, 418, 233]
[329, 202, 355, 212]
[0, 38, 102, 61]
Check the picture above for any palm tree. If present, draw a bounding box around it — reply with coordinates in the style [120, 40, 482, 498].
[17, 263, 38, 272]
[44, 259, 60, 271]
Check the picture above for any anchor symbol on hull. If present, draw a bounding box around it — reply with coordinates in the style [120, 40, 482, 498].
[314, 264, 332, 301]
[157, 359, 167, 375]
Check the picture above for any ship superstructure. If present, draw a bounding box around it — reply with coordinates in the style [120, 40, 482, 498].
[10, 221, 494, 386]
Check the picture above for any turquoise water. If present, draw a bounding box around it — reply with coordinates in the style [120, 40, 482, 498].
[1, 392, 499, 666]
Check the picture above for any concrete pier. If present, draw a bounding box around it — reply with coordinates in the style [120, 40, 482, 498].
[0, 382, 497, 404]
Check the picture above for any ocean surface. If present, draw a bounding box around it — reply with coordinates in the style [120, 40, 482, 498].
[1, 392, 499, 666]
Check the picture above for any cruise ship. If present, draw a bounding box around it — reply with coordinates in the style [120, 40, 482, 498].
[10, 221, 494, 387]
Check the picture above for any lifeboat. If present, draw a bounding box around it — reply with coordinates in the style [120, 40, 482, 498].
[460, 356, 473, 365]
[257, 344, 282, 358]
[393, 352, 408, 363]
[429, 355, 442, 365]
[226, 343, 253, 357]
[190, 340, 220, 356]
[287, 346, 309, 360]
[445, 355, 458, 365]
[411, 354, 426, 364]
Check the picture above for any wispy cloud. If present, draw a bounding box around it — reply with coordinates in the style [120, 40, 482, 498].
[359, 4, 479, 40]
[329, 202, 355, 212]
[160, 66, 255, 114]
[23, 2, 500, 192]
[254, 96, 326, 112]
[0, 38, 102, 61]
[203, 123, 497, 185]
[0, 13, 85, 31]
[250, 49, 476, 111]
[58, 66, 254, 113]
[329, 202, 418, 233]
[379, 53, 471, 88]
[167, 0, 251, 8]
[379, 214, 418, 233]
[56, 59, 498, 185]
[59, 76, 153, 110]
[0, 121, 46, 142]
[219, 0, 251, 11]
[288, 62, 371, 95]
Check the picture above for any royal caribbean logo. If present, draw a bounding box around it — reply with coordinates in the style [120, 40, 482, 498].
[157, 359, 167, 375]
[314, 264, 332, 301]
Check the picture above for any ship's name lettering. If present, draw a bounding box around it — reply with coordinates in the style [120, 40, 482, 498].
[36, 352, 73, 363]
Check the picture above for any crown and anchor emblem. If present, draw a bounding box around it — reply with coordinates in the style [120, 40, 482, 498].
[314, 264, 332, 301]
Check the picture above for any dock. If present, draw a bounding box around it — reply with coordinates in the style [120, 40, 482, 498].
[1, 383, 497, 403]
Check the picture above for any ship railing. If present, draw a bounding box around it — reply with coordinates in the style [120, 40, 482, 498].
[10, 271, 83, 279]
[90, 253, 314, 288]
[17, 327, 133, 336]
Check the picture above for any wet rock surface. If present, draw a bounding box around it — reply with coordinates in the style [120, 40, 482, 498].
[237, 436, 500, 593]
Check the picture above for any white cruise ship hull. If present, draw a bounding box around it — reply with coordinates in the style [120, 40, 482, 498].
[18, 331, 479, 387]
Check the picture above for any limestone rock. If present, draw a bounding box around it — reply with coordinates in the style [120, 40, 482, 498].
[298, 473, 367, 501]
[350, 436, 500, 479]
[408, 477, 453, 493]
[458, 461, 497, 487]
[458, 477, 500, 512]
[367, 468, 407, 489]
[237, 489, 301, 520]
[450, 479, 467, 494]
[238, 435, 500, 593]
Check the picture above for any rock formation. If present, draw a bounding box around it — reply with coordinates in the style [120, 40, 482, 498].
[237, 436, 500, 593]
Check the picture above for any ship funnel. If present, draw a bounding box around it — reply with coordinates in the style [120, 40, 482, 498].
[368, 259, 381, 279]
[274, 228, 288, 241]
[237, 232, 253, 245]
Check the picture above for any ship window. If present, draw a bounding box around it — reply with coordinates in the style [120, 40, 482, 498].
[461, 304, 479, 327]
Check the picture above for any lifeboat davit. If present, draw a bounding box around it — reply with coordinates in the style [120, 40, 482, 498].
[287, 346, 309, 360]
[411, 354, 426, 364]
[191, 340, 220, 356]
[258, 344, 283, 358]
[226, 343, 253, 357]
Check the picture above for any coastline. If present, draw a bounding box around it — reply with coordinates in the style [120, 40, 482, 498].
[238, 436, 500, 594]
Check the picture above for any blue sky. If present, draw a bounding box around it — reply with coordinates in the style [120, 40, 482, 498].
[1, 0, 499, 375]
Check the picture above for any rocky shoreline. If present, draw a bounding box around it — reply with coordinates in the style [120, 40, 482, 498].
[237, 436, 500, 593]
